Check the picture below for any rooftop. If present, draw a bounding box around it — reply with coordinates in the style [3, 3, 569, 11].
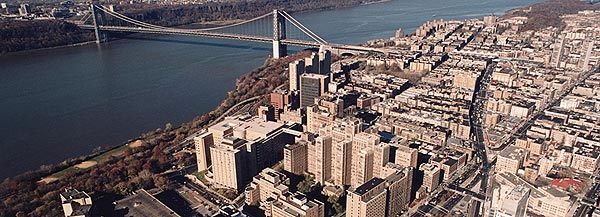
[551, 178, 582, 191]
[498, 146, 528, 161]
[60, 188, 90, 202]
[114, 189, 179, 217]
[353, 178, 385, 196]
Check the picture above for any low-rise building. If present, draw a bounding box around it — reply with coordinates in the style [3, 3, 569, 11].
[496, 146, 528, 174]
[420, 163, 441, 192]
[60, 188, 92, 217]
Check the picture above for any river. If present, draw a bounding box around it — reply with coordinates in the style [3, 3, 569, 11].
[0, 0, 542, 180]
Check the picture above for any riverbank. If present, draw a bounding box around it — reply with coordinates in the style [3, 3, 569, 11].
[0, 49, 312, 216]
[0, 19, 95, 54]
[362, 0, 392, 5]
[0, 40, 96, 56]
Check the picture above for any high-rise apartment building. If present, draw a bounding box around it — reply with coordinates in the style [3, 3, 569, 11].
[346, 178, 388, 217]
[321, 117, 361, 143]
[394, 145, 418, 168]
[194, 131, 214, 172]
[306, 105, 335, 133]
[372, 143, 390, 179]
[353, 149, 374, 187]
[305, 52, 319, 73]
[283, 141, 308, 175]
[351, 133, 380, 187]
[384, 166, 413, 216]
[332, 140, 352, 186]
[210, 137, 249, 190]
[289, 60, 305, 91]
[420, 163, 441, 192]
[300, 73, 329, 107]
[308, 136, 332, 184]
[318, 49, 331, 75]
[347, 166, 413, 217]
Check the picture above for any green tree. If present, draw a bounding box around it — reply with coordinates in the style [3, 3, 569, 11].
[297, 176, 314, 194]
[327, 196, 338, 204]
[328, 196, 344, 215]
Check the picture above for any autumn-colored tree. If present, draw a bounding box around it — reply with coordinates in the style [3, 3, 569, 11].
[153, 175, 173, 191]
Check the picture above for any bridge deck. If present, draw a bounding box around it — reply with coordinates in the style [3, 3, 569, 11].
[79, 24, 393, 55]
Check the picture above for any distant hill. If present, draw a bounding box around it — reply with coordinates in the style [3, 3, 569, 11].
[505, 0, 600, 31]
[115, 0, 382, 27]
[0, 20, 94, 54]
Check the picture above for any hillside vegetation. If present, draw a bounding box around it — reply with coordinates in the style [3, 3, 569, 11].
[505, 0, 600, 31]
[0, 20, 94, 54]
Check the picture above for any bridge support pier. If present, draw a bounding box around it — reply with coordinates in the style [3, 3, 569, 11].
[272, 9, 287, 58]
[90, 4, 108, 44]
[272, 40, 286, 59]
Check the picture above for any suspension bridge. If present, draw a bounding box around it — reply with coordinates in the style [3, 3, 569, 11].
[76, 4, 393, 58]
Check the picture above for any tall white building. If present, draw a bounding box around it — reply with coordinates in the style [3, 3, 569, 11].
[318, 49, 331, 75]
[490, 185, 530, 217]
[289, 60, 305, 91]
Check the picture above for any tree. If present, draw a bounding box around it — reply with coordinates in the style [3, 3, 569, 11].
[297, 176, 314, 194]
[327, 196, 338, 204]
[328, 196, 344, 215]
[333, 201, 344, 215]
[153, 175, 173, 191]
[114, 182, 132, 196]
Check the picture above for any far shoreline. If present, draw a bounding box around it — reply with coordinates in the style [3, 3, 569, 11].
[0, 41, 96, 57]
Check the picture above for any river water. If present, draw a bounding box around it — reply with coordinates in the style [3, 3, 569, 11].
[0, 0, 542, 180]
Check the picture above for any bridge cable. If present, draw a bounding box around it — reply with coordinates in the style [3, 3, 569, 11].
[79, 13, 91, 23]
[281, 14, 326, 44]
[96, 6, 167, 29]
[278, 12, 321, 42]
[188, 13, 271, 32]
[96, 8, 164, 29]
[98, 5, 273, 35]
[97, 7, 166, 29]
[96, 5, 163, 29]
[279, 11, 327, 44]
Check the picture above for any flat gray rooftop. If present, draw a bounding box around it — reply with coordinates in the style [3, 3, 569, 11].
[115, 189, 180, 217]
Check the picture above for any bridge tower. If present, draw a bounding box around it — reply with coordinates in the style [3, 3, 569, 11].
[90, 4, 108, 44]
[272, 9, 287, 59]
